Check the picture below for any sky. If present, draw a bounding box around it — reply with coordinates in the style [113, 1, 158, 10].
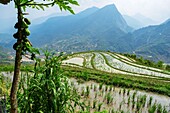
[0, 0, 170, 24]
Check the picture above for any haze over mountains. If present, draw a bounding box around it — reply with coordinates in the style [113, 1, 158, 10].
[127, 20, 170, 62]
[30, 4, 132, 49]
[0, 4, 170, 63]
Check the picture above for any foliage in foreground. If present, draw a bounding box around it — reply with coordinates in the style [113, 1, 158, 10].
[17, 52, 85, 113]
[0, 74, 11, 96]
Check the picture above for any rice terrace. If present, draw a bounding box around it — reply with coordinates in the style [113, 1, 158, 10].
[61, 51, 170, 112]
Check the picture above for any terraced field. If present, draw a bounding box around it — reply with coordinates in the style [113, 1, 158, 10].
[62, 51, 170, 112]
[63, 51, 170, 79]
[1, 51, 170, 113]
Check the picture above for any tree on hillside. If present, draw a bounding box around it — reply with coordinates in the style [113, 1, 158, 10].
[0, 0, 79, 112]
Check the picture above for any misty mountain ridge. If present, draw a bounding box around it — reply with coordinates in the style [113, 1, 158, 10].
[124, 19, 170, 62]
[0, 4, 170, 63]
[29, 4, 132, 47]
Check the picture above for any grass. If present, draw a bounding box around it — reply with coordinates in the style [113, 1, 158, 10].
[73, 78, 169, 113]
[0, 63, 34, 72]
[62, 66, 170, 97]
[91, 53, 96, 69]
[1, 51, 169, 112]
[1, 60, 170, 97]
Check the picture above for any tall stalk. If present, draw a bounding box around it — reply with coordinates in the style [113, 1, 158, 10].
[0, 0, 79, 112]
[10, 6, 23, 113]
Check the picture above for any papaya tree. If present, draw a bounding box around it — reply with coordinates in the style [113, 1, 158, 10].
[0, 0, 79, 113]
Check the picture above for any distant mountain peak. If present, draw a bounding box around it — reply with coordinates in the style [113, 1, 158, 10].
[101, 4, 118, 12]
[90, 3, 132, 32]
[88, 6, 99, 10]
[76, 6, 99, 17]
[163, 18, 170, 24]
[103, 3, 116, 8]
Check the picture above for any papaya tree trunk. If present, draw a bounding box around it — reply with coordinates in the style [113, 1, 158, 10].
[10, 6, 23, 113]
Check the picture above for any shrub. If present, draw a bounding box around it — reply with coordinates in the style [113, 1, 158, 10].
[17, 52, 85, 112]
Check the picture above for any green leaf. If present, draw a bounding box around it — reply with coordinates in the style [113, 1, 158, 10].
[67, 6, 75, 14]
[20, 0, 28, 5]
[35, 5, 40, 10]
[71, 0, 79, 5]
[29, 47, 40, 55]
[38, 5, 45, 11]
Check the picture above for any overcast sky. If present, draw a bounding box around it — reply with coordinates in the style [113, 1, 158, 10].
[0, 0, 170, 24]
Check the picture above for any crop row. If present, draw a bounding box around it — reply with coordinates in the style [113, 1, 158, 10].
[70, 78, 170, 113]
[63, 51, 170, 79]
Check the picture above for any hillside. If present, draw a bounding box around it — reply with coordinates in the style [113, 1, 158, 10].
[0, 33, 15, 48]
[63, 51, 170, 79]
[123, 15, 144, 29]
[0, 46, 9, 59]
[123, 19, 170, 63]
[0, 4, 170, 63]
[30, 4, 132, 52]
[28, 4, 170, 63]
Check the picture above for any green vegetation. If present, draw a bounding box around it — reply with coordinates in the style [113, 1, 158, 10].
[107, 52, 170, 75]
[123, 53, 170, 71]
[0, 73, 11, 96]
[1, 0, 79, 112]
[0, 51, 170, 112]
[68, 78, 169, 112]
[17, 53, 85, 112]
[68, 51, 170, 77]
[62, 66, 170, 96]
[0, 46, 10, 60]
[0, 64, 34, 72]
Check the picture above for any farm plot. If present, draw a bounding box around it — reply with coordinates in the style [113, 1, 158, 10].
[114, 53, 136, 63]
[81, 53, 94, 68]
[102, 52, 170, 78]
[63, 57, 84, 66]
[70, 78, 170, 113]
[63, 51, 170, 79]
[68, 53, 94, 68]
[92, 53, 151, 77]
[109, 52, 170, 74]
[92, 53, 121, 73]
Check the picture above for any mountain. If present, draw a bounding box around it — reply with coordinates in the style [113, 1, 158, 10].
[123, 15, 144, 29]
[123, 18, 170, 63]
[0, 46, 9, 59]
[132, 13, 158, 27]
[32, 12, 70, 25]
[30, 4, 132, 52]
[1, 4, 169, 63]
[0, 33, 15, 48]
[123, 14, 159, 29]
[30, 6, 100, 46]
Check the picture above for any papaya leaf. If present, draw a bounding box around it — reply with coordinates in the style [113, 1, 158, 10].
[20, 0, 28, 5]
[29, 47, 40, 55]
[22, 5, 26, 11]
[38, 5, 45, 10]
